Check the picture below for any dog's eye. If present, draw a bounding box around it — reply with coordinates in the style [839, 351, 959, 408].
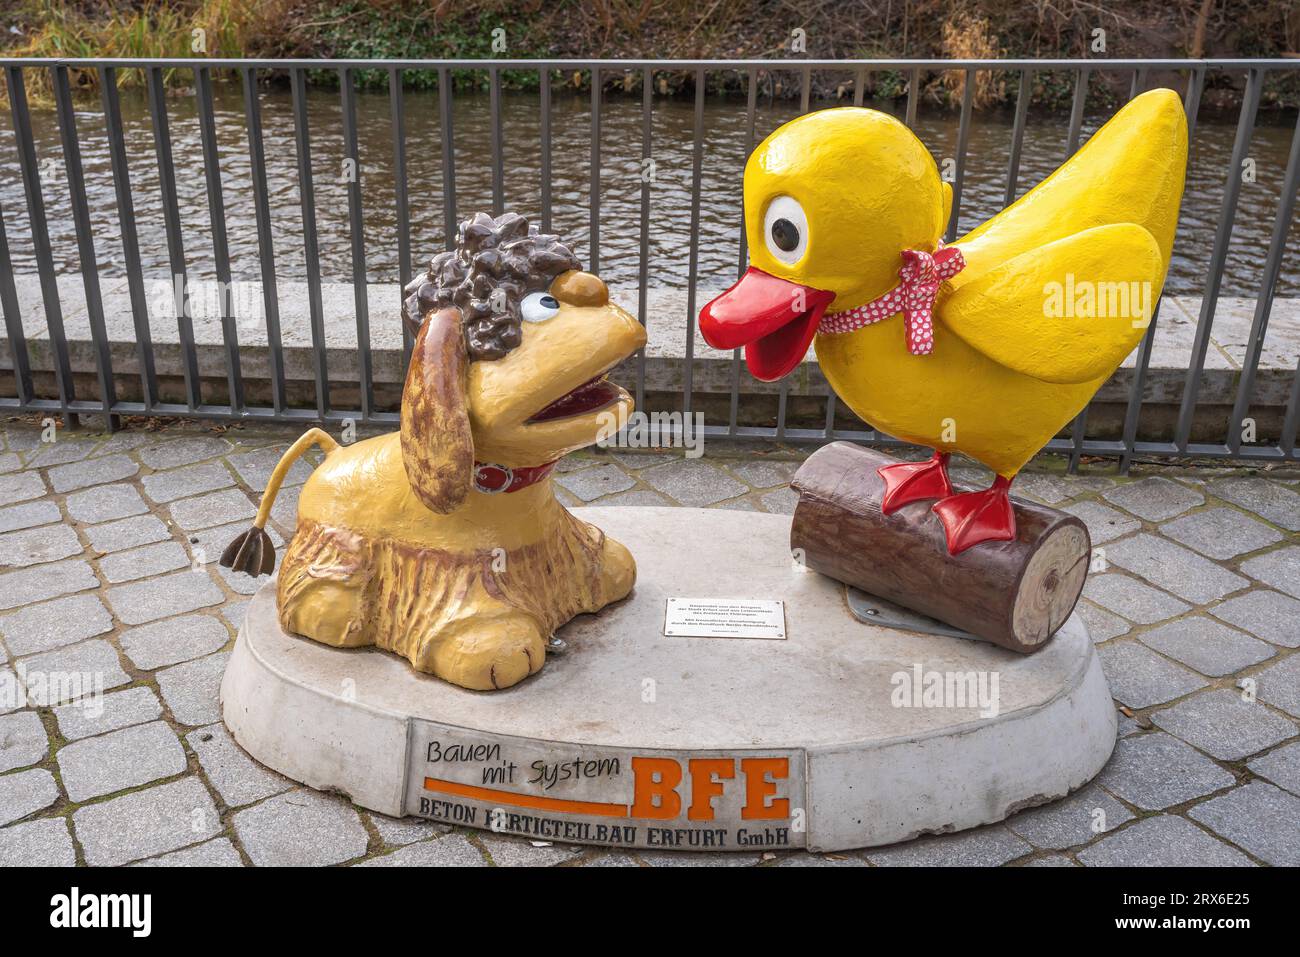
[521, 292, 561, 324]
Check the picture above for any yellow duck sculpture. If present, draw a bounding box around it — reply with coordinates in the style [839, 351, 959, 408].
[700, 90, 1188, 554]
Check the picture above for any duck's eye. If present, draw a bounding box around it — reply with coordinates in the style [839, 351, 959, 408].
[763, 195, 808, 265]
[521, 291, 561, 323]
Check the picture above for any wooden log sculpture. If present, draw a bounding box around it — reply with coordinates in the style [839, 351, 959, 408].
[790, 443, 1091, 654]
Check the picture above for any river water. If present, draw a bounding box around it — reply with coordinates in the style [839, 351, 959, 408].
[1, 84, 1297, 298]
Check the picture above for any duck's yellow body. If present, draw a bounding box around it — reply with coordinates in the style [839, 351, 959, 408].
[701, 90, 1188, 550]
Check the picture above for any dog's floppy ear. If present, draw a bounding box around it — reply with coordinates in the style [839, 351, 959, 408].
[401, 306, 473, 514]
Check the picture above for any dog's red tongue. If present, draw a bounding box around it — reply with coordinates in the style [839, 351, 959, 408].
[699, 268, 834, 382]
[529, 376, 620, 422]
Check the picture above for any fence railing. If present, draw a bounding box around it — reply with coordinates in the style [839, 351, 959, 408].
[1, 57, 1298, 470]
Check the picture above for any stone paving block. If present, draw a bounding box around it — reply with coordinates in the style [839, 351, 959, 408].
[0, 523, 83, 569]
[367, 813, 450, 847]
[54, 686, 163, 741]
[716, 499, 758, 511]
[234, 790, 369, 866]
[214, 563, 260, 596]
[1005, 784, 1133, 850]
[773, 853, 869, 867]
[0, 471, 47, 505]
[0, 558, 98, 612]
[1082, 573, 1190, 624]
[47, 453, 138, 494]
[17, 639, 130, 705]
[640, 459, 747, 506]
[1152, 689, 1298, 760]
[477, 833, 586, 866]
[1241, 547, 1300, 599]
[120, 614, 230, 671]
[155, 652, 229, 726]
[1138, 616, 1275, 677]
[1247, 742, 1300, 796]
[64, 483, 148, 524]
[1106, 534, 1249, 605]
[1077, 815, 1252, 867]
[186, 723, 291, 808]
[1210, 590, 1300, 648]
[556, 464, 636, 502]
[0, 500, 60, 534]
[357, 834, 487, 867]
[57, 719, 187, 802]
[227, 445, 314, 490]
[0, 710, 49, 772]
[0, 767, 59, 826]
[25, 439, 98, 468]
[583, 851, 643, 866]
[135, 837, 244, 867]
[90, 431, 155, 455]
[1161, 507, 1284, 560]
[167, 488, 255, 531]
[1014, 472, 1111, 505]
[1098, 731, 1235, 809]
[73, 777, 221, 866]
[864, 825, 1031, 866]
[84, 514, 172, 554]
[0, 817, 76, 866]
[1061, 500, 1140, 546]
[98, 541, 191, 584]
[1, 429, 41, 453]
[1076, 600, 1130, 642]
[1103, 476, 1203, 521]
[0, 452, 18, 473]
[141, 461, 234, 504]
[0, 593, 113, 656]
[1096, 640, 1207, 709]
[1023, 854, 1079, 866]
[184, 520, 282, 566]
[726, 460, 797, 489]
[220, 600, 250, 631]
[1255, 653, 1300, 717]
[589, 489, 673, 507]
[268, 484, 301, 532]
[1188, 781, 1300, 866]
[138, 436, 230, 471]
[1209, 477, 1300, 531]
[605, 450, 676, 470]
[105, 568, 225, 625]
[638, 849, 762, 867]
[760, 487, 800, 514]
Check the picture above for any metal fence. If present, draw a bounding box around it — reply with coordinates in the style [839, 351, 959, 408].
[1, 57, 1298, 470]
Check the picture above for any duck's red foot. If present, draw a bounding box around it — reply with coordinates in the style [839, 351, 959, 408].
[932, 476, 1017, 555]
[878, 451, 953, 514]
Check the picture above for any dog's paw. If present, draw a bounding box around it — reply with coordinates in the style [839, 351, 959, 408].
[421, 611, 546, 691]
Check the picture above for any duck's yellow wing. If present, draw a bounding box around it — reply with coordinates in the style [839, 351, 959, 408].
[939, 223, 1162, 385]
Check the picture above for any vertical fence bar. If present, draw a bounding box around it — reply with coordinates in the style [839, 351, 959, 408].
[1184, 66, 1205, 143]
[390, 67, 413, 363]
[340, 67, 373, 421]
[905, 67, 919, 128]
[195, 66, 242, 416]
[1174, 67, 1264, 451]
[241, 66, 287, 415]
[100, 66, 158, 412]
[7, 65, 78, 421]
[683, 68, 705, 428]
[635, 67, 651, 412]
[438, 67, 457, 250]
[148, 66, 200, 411]
[540, 68, 552, 234]
[590, 68, 601, 274]
[0, 196, 33, 407]
[945, 69, 974, 243]
[853, 67, 865, 107]
[290, 67, 330, 418]
[1119, 68, 1206, 472]
[53, 64, 116, 428]
[489, 67, 504, 216]
[1226, 105, 1300, 455]
[729, 68, 758, 435]
[1283, 350, 1300, 457]
[1003, 69, 1031, 207]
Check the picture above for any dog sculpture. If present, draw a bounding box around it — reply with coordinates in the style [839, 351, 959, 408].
[221, 212, 647, 690]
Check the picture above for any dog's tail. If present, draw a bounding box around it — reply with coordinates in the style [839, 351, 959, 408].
[219, 427, 339, 577]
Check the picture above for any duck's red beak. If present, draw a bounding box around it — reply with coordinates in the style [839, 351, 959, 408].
[698, 268, 835, 382]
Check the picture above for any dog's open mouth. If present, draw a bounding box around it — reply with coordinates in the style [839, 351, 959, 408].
[527, 374, 624, 423]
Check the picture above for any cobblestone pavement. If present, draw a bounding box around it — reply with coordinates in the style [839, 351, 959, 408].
[1, 419, 1297, 867]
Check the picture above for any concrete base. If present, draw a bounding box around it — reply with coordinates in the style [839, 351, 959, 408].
[221, 506, 1116, 852]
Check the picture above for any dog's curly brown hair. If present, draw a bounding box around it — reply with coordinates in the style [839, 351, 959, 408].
[403, 212, 582, 360]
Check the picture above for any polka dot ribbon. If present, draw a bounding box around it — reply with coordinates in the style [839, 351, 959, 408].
[818, 243, 966, 355]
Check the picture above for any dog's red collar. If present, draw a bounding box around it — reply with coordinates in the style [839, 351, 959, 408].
[472, 460, 558, 494]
